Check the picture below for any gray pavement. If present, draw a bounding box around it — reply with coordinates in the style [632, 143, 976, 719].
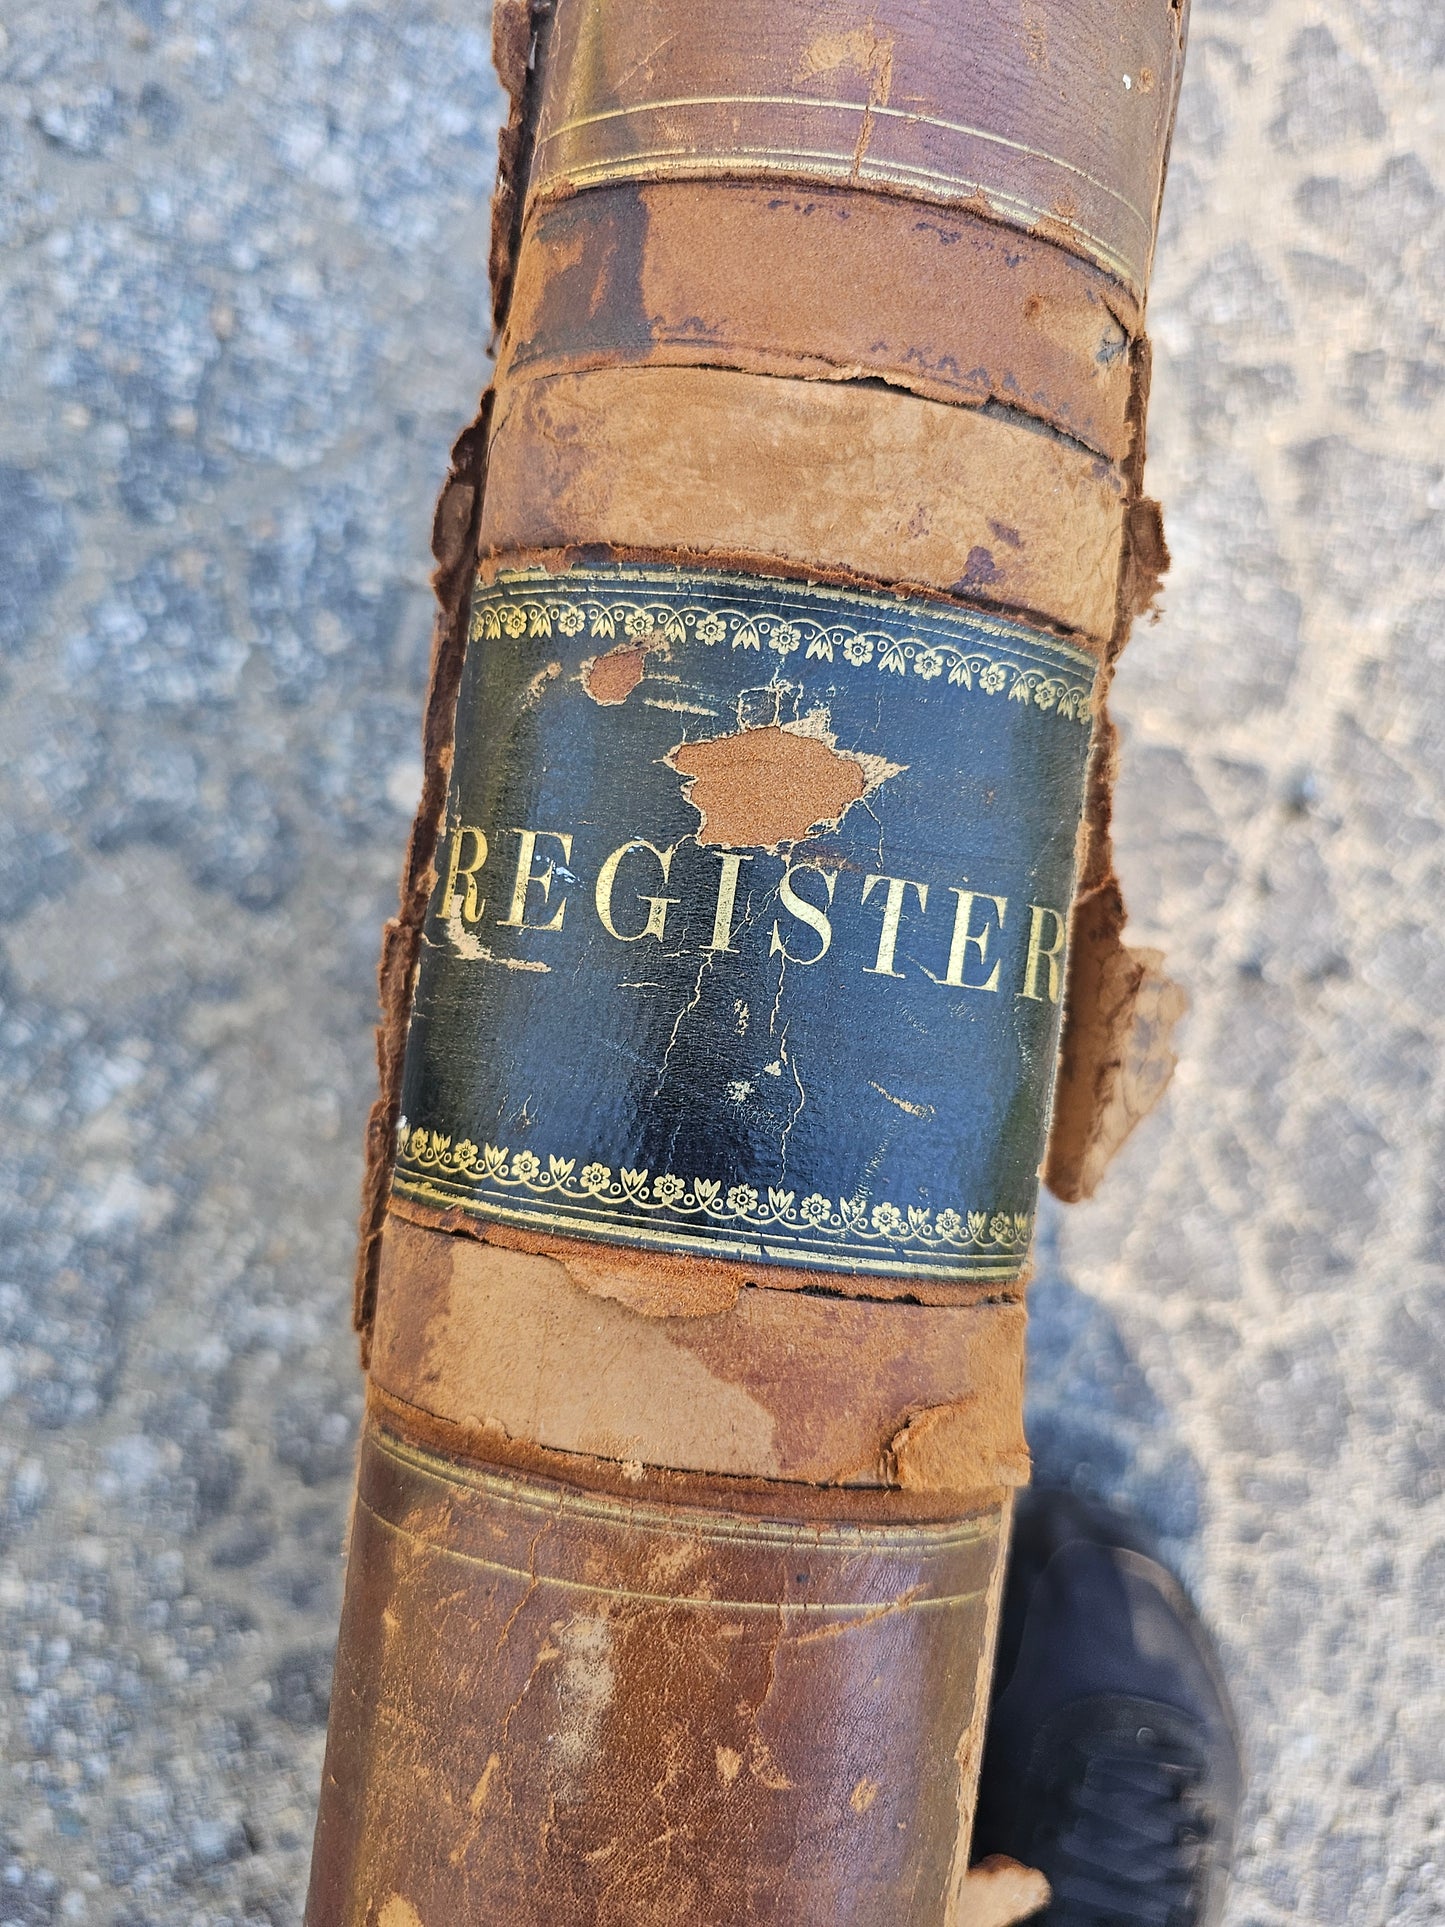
[0, 1, 1440, 1920]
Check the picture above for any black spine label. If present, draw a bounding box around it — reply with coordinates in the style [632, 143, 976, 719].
[393, 564, 1096, 1282]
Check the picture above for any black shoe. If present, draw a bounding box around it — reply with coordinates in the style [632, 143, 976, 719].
[971, 1489, 1243, 1927]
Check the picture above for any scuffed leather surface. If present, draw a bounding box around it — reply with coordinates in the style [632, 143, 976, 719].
[499, 183, 1139, 461]
[324, 4, 1191, 1918]
[528, 0, 1188, 299]
[370, 1213, 1031, 1490]
[481, 369, 1128, 643]
[307, 1410, 1006, 1927]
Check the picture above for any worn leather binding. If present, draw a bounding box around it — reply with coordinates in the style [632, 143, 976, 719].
[307, 5, 1189, 1923]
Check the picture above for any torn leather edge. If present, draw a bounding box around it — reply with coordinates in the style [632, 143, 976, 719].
[488, 0, 554, 344]
[372, 1211, 1034, 1491]
[353, 407, 491, 1353]
[359, 0, 563, 1344]
[1038, 2, 1193, 1204]
[1042, 332, 1188, 1203]
[355, 0, 550, 1350]
[888, 1399, 1031, 1499]
[951, 1858, 1050, 1927]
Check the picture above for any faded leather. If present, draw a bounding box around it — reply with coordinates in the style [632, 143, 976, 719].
[310, 1405, 1007, 1927]
[371, 1214, 1031, 1491]
[480, 372, 1127, 643]
[526, 0, 1186, 300]
[498, 184, 1139, 460]
[311, 3, 1190, 1922]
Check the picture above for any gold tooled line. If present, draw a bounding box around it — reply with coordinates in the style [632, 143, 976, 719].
[366, 1416, 999, 1564]
[533, 91, 1152, 230]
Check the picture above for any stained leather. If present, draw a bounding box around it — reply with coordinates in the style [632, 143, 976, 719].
[307, 1406, 1007, 1927]
[527, 0, 1189, 300]
[498, 182, 1140, 461]
[370, 1212, 1031, 1490]
[481, 370, 1127, 643]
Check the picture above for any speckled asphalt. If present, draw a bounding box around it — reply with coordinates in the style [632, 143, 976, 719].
[0, 2, 1441, 1920]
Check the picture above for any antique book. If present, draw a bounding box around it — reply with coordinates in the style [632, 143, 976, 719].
[305, 3, 1190, 1922]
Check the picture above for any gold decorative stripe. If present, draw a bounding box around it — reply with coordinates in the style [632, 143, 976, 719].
[540, 156, 1136, 291]
[530, 99, 1150, 290]
[486, 562, 1098, 663]
[392, 1179, 1030, 1280]
[393, 1175, 1028, 1281]
[360, 1496, 991, 1615]
[473, 589, 1095, 727]
[394, 1123, 1032, 1262]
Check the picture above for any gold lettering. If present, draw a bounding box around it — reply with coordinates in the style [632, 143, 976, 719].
[939, 888, 1006, 991]
[861, 874, 928, 978]
[595, 839, 679, 942]
[499, 828, 573, 931]
[769, 863, 838, 966]
[1020, 904, 1067, 1002]
[442, 824, 488, 924]
[708, 851, 753, 953]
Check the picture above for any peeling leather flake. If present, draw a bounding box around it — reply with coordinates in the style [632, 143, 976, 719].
[370, 1214, 1033, 1483]
[950, 1859, 1051, 1927]
[1044, 881, 1188, 1204]
[666, 720, 896, 851]
[580, 636, 663, 704]
[1044, 333, 1187, 1202]
[888, 1396, 1031, 1498]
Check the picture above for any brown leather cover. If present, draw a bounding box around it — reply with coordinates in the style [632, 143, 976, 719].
[480, 369, 1128, 642]
[370, 1214, 1032, 1491]
[310, 1403, 1006, 1927]
[497, 183, 1139, 461]
[309, 3, 1190, 1921]
[526, 0, 1186, 299]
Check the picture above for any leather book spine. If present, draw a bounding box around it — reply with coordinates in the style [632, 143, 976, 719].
[306, 5, 1189, 1923]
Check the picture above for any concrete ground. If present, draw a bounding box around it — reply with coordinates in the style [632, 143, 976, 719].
[0, 0, 1440, 1920]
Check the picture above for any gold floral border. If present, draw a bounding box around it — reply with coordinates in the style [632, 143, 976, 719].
[470, 584, 1095, 727]
[393, 1121, 1032, 1256]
